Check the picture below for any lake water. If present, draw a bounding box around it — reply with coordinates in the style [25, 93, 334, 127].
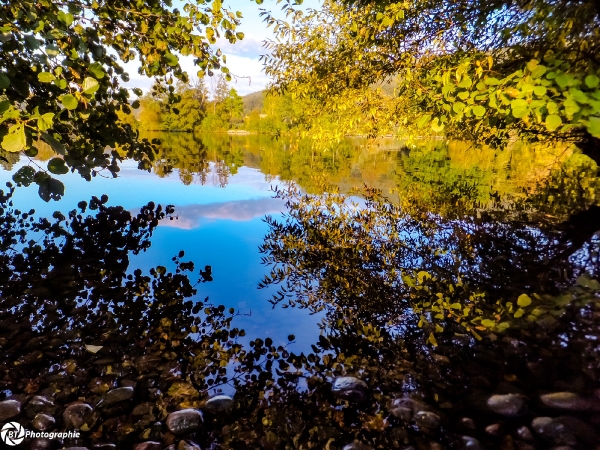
[1, 132, 599, 449]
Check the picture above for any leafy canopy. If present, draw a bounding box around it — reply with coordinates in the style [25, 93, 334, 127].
[0, 0, 297, 200]
[263, 0, 600, 153]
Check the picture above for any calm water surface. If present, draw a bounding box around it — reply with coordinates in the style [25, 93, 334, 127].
[1, 132, 599, 449]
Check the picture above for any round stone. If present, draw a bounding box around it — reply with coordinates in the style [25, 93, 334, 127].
[342, 443, 372, 450]
[414, 411, 441, 429]
[389, 397, 431, 421]
[461, 436, 482, 450]
[101, 386, 134, 406]
[166, 409, 203, 435]
[32, 413, 56, 431]
[517, 426, 534, 441]
[331, 377, 368, 402]
[178, 440, 202, 450]
[486, 394, 527, 416]
[540, 392, 590, 411]
[133, 443, 162, 450]
[203, 395, 234, 415]
[0, 399, 21, 421]
[63, 403, 94, 429]
[25, 396, 56, 419]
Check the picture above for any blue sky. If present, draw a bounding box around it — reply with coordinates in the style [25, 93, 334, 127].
[124, 0, 322, 96]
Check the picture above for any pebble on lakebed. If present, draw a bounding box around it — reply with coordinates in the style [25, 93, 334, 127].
[331, 376, 369, 402]
[166, 409, 203, 435]
[486, 393, 528, 416]
[202, 395, 234, 414]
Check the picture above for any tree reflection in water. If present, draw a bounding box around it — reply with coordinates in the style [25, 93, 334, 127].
[0, 181, 599, 449]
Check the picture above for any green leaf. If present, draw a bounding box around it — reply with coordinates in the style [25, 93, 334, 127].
[545, 114, 562, 132]
[82, 77, 99, 95]
[61, 94, 78, 110]
[38, 72, 55, 83]
[481, 319, 495, 328]
[585, 74, 599, 89]
[517, 294, 532, 307]
[555, 73, 570, 88]
[0, 73, 10, 89]
[88, 62, 105, 79]
[164, 52, 179, 67]
[37, 113, 54, 131]
[37, 176, 65, 202]
[12, 166, 36, 186]
[48, 158, 69, 175]
[452, 102, 465, 113]
[427, 333, 438, 347]
[533, 86, 547, 97]
[531, 65, 547, 78]
[511, 99, 529, 118]
[586, 116, 600, 138]
[484, 77, 500, 85]
[430, 117, 445, 132]
[2, 125, 26, 152]
[472, 105, 486, 117]
[58, 11, 74, 27]
[40, 131, 65, 155]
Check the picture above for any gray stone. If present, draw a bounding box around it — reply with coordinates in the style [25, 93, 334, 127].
[485, 423, 502, 436]
[342, 443, 372, 450]
[25, 396, 56, 419]
[133, 443, 162, 450]
[332, 377, 368, 402]
[461, 436, 482, 450]
[460, 417, 476, 430]
[0, 399, 21, 421]
[132, 402, 154, 416]
[166, 409, 203, 435]
[178, 440, 202, 450]
[486, 393, 527, 416]
[389, 397, 431, 421]
[63, 402, 94, 429]
[30, 439, 53, 450]
[414, 411, 441, 429]
[540, 392, 591, 411]
[203, 395, 234, 414]
[101, 386, 134, 406]
[32, 413, 55, 431]
[517, 426, 534, 442]
[532, 417, 576, 446]
[532, 417, 553, 434]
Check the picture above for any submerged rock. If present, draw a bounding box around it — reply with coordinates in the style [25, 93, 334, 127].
[32, 413, 55, 431]
[101, 386, 134, 406]
[63, 402, 94, 429]
[0, 399, 21, 421]
[461, 436, 482, 450]
[203, 395, 234, 414]
[331, 377, 368, 402]
[342, 443, 372, 450]
[133, 443, 162, 450]
[25, 396, 56, 418]
[389, 397, 431, 421]
[414, 411, 441, 429]
[166, 409, 203, 435]
[178, 440, 202, 450]
[540, 392, 591, 411]
[517, 426, 534, 442]
[486, 393, 527, 416]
